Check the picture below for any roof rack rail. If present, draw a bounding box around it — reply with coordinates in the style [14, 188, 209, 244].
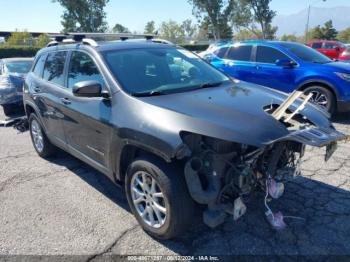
[46, 32, 155, 47]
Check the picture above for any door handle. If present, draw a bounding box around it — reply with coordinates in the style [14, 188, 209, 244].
[60, 98, 71, 105]
[255, 65, 261, 70]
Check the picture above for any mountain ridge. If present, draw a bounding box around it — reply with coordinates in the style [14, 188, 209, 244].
[273, 6, 350, 37]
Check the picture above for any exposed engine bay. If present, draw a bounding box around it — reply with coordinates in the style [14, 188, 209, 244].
[180, 91, 348, 230]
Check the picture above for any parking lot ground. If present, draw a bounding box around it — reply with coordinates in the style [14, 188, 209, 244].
[0, 108, 350, 258]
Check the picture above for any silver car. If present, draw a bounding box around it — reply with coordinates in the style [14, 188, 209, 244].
[0, 58, 33, 116]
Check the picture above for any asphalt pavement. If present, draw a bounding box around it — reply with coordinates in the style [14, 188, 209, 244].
[0, 108, 350, 259]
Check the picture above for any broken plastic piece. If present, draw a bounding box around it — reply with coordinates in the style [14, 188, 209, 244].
[265, 211, 286, 230]
[233, 197, 247, 221]
[268, 179, 284, 199]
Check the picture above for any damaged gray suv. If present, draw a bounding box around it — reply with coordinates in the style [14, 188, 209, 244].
[24, 36, 347, 239]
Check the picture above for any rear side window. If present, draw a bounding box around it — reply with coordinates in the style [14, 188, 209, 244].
[323, 43, 336, 49]
[312, 43, 322, 49]
[33, 54, 46, 77]
[226, 45, 252, 61]
[256, 46, 289, 64]
[213, 47, 229, 58]
[43, 51, 67, 86]
[68, 51, 104, 89]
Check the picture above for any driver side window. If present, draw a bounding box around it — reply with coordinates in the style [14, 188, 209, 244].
[256, 46, 289, 64]
[68, 51, 105, 89]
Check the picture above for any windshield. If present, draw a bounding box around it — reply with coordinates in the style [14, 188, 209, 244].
[102, 47, 229, 96]
[280, 43, 332, 64]
[5, 61, 33, 74]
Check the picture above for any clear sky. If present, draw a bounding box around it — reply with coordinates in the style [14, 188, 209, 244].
[0, 0, 349, 33]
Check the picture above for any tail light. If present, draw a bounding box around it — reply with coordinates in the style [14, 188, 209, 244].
[0, 76, 12, 88]
[339, 50, 350, 60]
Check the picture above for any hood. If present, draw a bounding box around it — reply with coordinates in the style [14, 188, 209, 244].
[136, 80, 332, 147]
[319, 61, 350, 73]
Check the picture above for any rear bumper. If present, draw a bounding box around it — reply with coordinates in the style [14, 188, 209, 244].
[0, 94, 22, 106]
[337, 100, 350, 112]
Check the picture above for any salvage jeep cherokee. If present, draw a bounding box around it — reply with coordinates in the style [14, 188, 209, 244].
[24, 35, 347, 239]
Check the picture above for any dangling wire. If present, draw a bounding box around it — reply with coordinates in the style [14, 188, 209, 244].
[264, 175, 275, 221]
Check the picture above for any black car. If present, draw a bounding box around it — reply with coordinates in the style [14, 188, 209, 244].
[23, 36, 346, 239]
[0, 58, 33, 116]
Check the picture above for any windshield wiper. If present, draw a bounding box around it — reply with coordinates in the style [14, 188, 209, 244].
[199, 81, 224, 89]
[131, 90, 165, 97]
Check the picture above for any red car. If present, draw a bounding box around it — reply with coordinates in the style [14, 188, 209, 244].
[307, 40, 346, 60]
[339, 46, 350, 62]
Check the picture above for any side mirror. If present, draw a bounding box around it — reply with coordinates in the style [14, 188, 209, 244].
[335, 47, 340, 52]
[275, 58, 296, 67]
[72, 80, 103, 98]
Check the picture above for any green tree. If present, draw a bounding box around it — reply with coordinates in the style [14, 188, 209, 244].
[53, 0, 109, 32]
[233, 0, 277, 40]
[144, 21, 156, 34]
[6, 31, 33, 46]
[159, 20, 185, 43]
[182, 19, 197, 38]
[309, 20, 338, 40]
[280, 34, 298, 42]
[36, 34, 51, 47]
[188, 0, 235, 40]
[112, 23, 130, 33]
[337, 28, 350, 43]
[233, 29, 260, 40]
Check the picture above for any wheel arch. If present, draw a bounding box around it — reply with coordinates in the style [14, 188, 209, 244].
[114, 143, 174, 183]
[24, 102, 48, 133]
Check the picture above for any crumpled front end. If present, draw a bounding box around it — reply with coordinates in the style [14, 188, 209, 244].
[179, 90, 348, 230]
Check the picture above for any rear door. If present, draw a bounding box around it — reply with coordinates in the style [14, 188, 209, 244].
[35, 51, 68, 147]
[60, 50, 112, 168]
[252, 45, 298, 93]
[221, 45, 254, 81]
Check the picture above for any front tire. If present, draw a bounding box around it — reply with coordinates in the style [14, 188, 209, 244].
[29, 114, 56, 158]
[125, 156, 195, 239]
[303, 86, 336, 114]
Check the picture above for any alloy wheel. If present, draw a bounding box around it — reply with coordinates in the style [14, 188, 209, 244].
[31, 119, 44, 153]
[130, 171, 167, 228]
[309, 90, 328, 109]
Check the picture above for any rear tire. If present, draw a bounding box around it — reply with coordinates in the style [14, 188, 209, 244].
[125, 156, 195, 239]
[29, 113, 56, 158]
[303, 86, 336, 114]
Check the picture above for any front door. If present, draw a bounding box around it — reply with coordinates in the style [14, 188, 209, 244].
[60, 51, 112, 168]
[322, 43, 340, 60]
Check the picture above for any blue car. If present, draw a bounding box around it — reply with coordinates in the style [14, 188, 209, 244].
[201, 41, 350, 114]
[0, 58, 33, 116]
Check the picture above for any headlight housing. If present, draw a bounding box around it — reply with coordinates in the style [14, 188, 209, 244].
[335, 72, 350, 82]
